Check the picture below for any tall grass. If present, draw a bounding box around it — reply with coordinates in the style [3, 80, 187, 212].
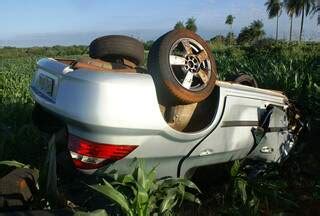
[212, 42, 320, 119]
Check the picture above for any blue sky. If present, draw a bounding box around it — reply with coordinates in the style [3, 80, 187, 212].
[0, 0, 319, 46]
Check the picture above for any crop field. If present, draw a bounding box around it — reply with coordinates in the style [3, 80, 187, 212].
[1, 43, 320, 214]
[0, 46, 87, 166]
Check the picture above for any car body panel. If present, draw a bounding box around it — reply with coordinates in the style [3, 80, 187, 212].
[30, 58, 293, 178]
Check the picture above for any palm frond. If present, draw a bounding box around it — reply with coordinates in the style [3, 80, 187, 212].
[265, 0, 282, 18]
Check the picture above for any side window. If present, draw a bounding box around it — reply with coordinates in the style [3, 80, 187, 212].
[258, 105, 273, 130]
[249, 105, 290, 162]
[249, 106, 274, 155]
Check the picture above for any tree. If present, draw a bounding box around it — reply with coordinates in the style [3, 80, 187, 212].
[174, 21, 185, 30]
[225, 15, 235, 31]
[265, 0, 282, 41]
[143, 40, 154, 50]
[316, 0, 320, 25]
[185, 17, 197, 32]
[210, 35, 226, 43]
[287, 0, 317, 41]
[237, 20, 266, 44]
[284, 0, 296, 41]
[250, 20, 266, 39]
[226, 32, 236, 45]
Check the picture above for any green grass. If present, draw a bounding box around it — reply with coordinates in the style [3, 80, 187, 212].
[212, 42, 320, 119]
[0, 56, 39, 165]
[0, 46, 87, 165]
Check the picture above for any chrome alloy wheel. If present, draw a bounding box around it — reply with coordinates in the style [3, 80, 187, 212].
[169, 38, 212, 91]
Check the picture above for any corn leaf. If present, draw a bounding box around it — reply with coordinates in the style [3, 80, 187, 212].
[89, 179, 132, 216]
[160, 190, 178, 213]
[0, 160, 28, 168]
[74, 209, 108, 216]
[183, 191, 201, 205]
[231, 160, 241, 177]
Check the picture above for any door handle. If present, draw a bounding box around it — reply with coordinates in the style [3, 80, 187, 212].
[200, 149, 214, 156]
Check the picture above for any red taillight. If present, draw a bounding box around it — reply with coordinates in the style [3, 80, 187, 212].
[68, 134, 138, 170]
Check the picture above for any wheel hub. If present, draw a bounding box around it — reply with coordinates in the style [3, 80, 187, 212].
[184, 55, 200, 73]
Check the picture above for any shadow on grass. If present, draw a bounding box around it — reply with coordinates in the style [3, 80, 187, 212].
[0, 102, 44, 169]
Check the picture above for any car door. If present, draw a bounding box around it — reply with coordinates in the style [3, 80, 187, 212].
[248, 105, 290, 162]
[178, 95, 267, 177]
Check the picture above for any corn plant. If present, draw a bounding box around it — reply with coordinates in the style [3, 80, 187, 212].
[74, 209, 109, 216]
[0, 160, 29, 168]
[88, 159, 201, 216]
[224, 160, 298, 215]
[0, 160, 30, 178]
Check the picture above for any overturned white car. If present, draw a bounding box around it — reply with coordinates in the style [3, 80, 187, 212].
[30, 30, 301, 178]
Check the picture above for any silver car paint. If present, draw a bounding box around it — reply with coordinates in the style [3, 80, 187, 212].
[30, 58, 292, 178]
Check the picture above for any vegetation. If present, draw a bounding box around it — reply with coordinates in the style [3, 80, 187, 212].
[237, 20, 266, 44]
[174, 21, 185, 30]
[266, 0, 319, 41]
[143, 40, 154, 50]
[225, 15, 236, 45]
[284, 0, 295, 41]
[185, 17, 197, 32]
[225, 15, 236, 32]
[88, 160, 200, 216]
[293, 0, 318, 41]
[0, 46, 86, 166]
[265, 0, 282, 41]
[211, 41, 320, 119]
[174, 17, 197, 32]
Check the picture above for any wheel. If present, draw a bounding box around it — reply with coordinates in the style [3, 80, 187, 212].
[148, 29, 217, 105]
[228, 73, 258, 87]
[89, 35, 144, 66]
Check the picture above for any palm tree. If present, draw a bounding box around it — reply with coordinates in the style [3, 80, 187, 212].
[265, 0, 282, 41]
[284, 0, 296, 41]
[251, 20, 266, 40]
[237, 20, 266, 44]
[225, 15, 235, 31]
[316, 0, 320, 25]
[185, 17, 197, 32]
[288, 0, 317, 41]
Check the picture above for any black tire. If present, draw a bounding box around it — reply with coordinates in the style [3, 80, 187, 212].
[89, 35, 144, 66]
[148, 29, 217, 105]
[228, 74, 258, 87]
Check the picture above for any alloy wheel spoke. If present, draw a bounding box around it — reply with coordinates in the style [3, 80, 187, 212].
[182, 72, 194, 89]
[169, 55, 186, 66]
[197, 50, 208, 63]
[198, 69, 209, 84]
[181, 40, 193, 55]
